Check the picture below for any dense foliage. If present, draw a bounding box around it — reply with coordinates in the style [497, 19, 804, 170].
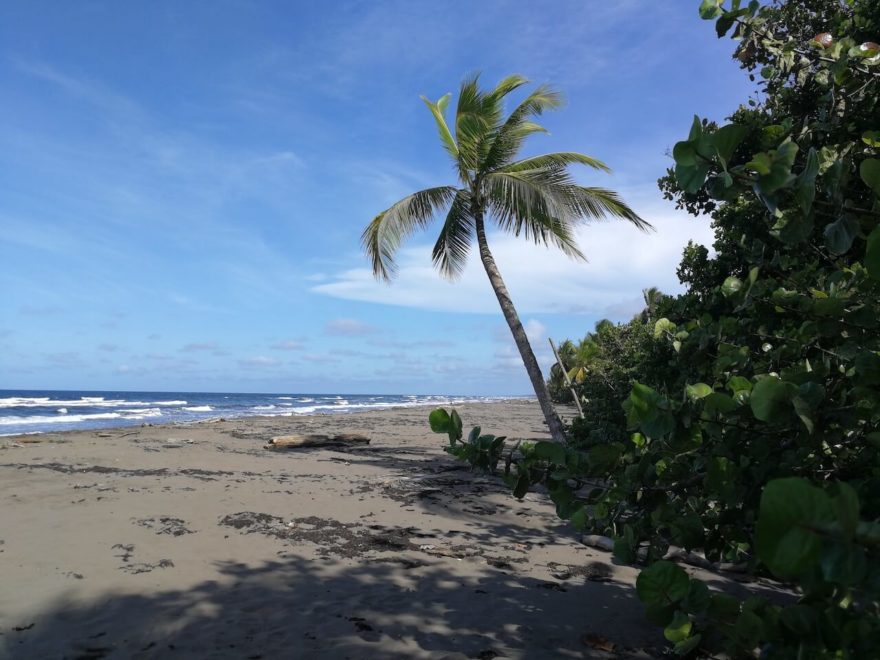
[432, 1, 880, 656]
[549, 316, 671, 448]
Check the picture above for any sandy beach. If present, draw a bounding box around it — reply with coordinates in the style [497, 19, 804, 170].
[1, 401, 689, 658]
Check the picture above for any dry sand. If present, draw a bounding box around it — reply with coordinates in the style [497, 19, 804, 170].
[0, 400, 741, 659]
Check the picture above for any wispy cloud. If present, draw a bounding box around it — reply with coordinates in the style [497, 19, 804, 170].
[270, 339, 305, 351]
[324, 318, 378, 337]
[313, 206, 714, 318]
[238, 355, 282, 368]
[302, 353, 340, 363]
[180, 342, 223, 355]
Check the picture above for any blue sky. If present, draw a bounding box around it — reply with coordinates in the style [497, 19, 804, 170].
[0, 1, 753, 395]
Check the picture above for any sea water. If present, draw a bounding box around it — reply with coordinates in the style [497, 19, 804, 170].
[0, 389, 520, 436]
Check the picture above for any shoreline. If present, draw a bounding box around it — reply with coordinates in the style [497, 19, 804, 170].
[0, 391, 534, 438]
[0, 400, 697, 658]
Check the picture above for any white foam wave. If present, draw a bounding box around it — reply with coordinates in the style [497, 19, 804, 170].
[0, 396, 167, 409]
[57, 408, 68, 414]
[0, 412, 123, 426]
[183, 405, 213, 412]
[253, 405, 276, 411]
[277, 396, 294, 400]
[120, 408, 163, 417]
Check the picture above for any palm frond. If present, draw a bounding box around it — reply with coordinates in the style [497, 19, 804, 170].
[431, 190, 474, 279]
[484, 172, 585, 259]
[567, 186, 652, 231]
[455, 74, 492, 174]
[481, 85, 563, 174]
[500, 152, 611, 174]
[362, 186, 458, 280]
[487, 74, 530, 102]
[420, 93, 458, 160]
[484, 170, 570, 230]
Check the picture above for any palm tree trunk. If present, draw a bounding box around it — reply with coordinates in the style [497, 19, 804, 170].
[473, 210, 567, 442]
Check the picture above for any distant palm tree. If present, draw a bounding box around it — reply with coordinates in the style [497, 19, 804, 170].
[363, 74, 650, 442]
[640, 286, 666, 323]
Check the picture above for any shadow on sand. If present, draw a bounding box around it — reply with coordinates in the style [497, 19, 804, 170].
[4, 551, 657, 659]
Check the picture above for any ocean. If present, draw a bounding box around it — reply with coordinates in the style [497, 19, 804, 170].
[0, 389, 521, 437]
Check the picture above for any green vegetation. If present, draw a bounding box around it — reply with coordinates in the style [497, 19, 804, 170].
[431, 0, 880, 656]
[362, 74, 648, 442]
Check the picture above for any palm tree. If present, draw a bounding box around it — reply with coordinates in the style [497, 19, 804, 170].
[639, 286, 666, 323]
[362, 74, 650, 442]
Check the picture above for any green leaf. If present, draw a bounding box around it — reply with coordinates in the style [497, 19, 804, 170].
[721, 276, 743, 297]
[654, 318, 677, 338]
[863, 130, 880, 147]
[673, 634, 702, 656]
[751, 140, 799, 194]
[727, 376, 752, 393]
[624, 382, 674, 438]
[708, 593, 741, 622]
[429, 408, 451, 433]
[824, 215, 859, 254]
[687, 114, 703, 140]
[749, 376, 796, 422]
[664, 611, 693, 643]
[866, 226, 880, 279]
[682, 580, 711, 614]
[513, 473, 530, 499]
[674, 153, 711, 194]
[712, 124, 748, 165]
[636, 561, 690, 606]
[686, 383, 713, 400]
[704, 392, 737, 414]
[715, 12, 736, 38]
[860, 158, 880, 197]
[533, 440, 566, 465]
[699, 0, 723, 20]
[794, 147, 819, 214]
[754, 478, 834, 579]
[569, 506, 588, 531]
[772, 208, 814, 245]
[449, 409, 463, 439]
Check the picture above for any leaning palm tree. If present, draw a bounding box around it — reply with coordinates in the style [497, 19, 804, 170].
[363, 74, 651, 442]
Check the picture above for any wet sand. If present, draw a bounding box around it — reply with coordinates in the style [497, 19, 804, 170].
[1, 400, 667, 659]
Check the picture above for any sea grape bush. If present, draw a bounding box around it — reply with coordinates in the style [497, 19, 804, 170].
[431, 0, 880, 656]
[428, 407, 508, 473]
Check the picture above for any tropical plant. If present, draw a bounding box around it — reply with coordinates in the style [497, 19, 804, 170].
[363, 74, 649, 442]
[432, 1, 880, 656]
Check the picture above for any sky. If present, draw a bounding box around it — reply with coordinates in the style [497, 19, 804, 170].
[0, 1, 755, 395]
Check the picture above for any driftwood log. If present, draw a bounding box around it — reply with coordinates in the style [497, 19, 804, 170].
[265, 433, 370, 450]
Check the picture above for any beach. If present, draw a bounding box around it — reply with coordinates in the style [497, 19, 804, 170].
[2, 400, 675, 658]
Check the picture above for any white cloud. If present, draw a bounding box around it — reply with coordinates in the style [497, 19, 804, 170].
[312, 206, 713, 319]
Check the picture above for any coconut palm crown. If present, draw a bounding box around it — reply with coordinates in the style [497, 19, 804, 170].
[363, 74, 651, 442]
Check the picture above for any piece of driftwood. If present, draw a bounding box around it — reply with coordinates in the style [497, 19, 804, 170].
[265, 433, 370, 449]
